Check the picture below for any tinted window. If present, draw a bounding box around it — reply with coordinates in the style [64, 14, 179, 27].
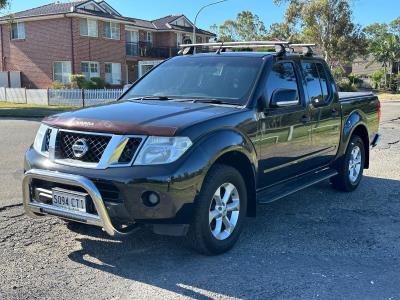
[301, 62, 323, 103]
[302, 61, 331, 105]
[316, 63, 329, 101]
[266, 62, 299, 104]
[123, 56, 263, 105]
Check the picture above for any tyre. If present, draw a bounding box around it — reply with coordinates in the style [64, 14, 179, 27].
[186, 164, 247, 255]
[331, 135, 365, 192]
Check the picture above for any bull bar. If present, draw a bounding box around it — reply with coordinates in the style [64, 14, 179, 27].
[22, 169, 133, 237]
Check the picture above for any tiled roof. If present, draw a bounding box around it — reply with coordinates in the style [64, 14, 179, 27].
[124, 17, 157, 30]
[2, 1, 214, 35]
[7, 1, 86, 19]
[152, 15, 182, 29]
[170, 24, 214, 36]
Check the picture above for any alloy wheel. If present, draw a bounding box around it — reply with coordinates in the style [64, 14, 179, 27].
[208, 182, 240, 240]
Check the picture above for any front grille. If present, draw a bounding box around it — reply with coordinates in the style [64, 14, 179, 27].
[119, 138, 142, 163]
[56, 131, 111, 163]
[94, 181, 123, 203]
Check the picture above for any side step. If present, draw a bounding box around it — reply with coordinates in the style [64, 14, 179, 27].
[257, 168, 338, 204]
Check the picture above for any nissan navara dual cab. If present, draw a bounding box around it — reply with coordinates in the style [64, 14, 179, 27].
[23, 43, 381, 255]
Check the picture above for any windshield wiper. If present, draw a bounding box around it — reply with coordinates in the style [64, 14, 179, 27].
[192, 99, 241, 106]
[127, 96, 172, 101]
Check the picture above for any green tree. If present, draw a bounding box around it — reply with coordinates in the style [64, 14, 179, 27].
[266, 22, 301, 42]
[273, 0, 367, 67]
[364, 19, 400, 88]
[210, 11, 267, 42]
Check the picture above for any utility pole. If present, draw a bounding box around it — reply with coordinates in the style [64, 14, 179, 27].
[192, 0, 228, 53]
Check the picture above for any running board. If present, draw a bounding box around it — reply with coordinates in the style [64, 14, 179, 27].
[257, 168, 338, 204]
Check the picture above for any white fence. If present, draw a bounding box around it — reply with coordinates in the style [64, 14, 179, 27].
[0, 88, 124, 107]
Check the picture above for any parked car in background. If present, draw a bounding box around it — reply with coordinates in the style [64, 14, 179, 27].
[23, 42, 380, 255]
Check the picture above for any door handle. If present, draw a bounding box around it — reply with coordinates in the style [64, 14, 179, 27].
[301, 115, 311, 123]
[331, 109, 339, 117]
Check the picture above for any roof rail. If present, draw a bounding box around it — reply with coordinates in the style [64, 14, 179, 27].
[178, 41, 316, 56]
[178, 41, 289, 48]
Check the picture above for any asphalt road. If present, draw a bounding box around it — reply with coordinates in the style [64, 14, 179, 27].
[0, 102, 399, 300]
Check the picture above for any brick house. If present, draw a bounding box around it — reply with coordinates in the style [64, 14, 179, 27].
[0, 0, 214, 88]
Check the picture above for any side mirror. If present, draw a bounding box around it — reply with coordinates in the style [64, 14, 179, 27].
[270, 89, 298, 107]
[311, 97, 325, 108]
[123, 84, 133, 93]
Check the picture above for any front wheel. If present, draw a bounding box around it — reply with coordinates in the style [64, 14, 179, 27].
[331, 135, 365, 192]
[186, 164, 247, 255]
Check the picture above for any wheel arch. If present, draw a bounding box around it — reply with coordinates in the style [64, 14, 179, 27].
[338, 111, 370, 169]
[213, 151, 257, 217]
[192, 129, 258, 217]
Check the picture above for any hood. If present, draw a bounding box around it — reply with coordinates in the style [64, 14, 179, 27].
[43, 100, 239, 136]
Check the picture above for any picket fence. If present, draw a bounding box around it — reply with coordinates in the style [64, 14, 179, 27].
[0, 87, 124, 107]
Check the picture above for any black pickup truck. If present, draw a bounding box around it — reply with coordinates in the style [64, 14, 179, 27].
[23, 43, 380, 255]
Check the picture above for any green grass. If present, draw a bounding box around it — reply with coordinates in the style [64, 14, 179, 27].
[0, 102, 74, 118]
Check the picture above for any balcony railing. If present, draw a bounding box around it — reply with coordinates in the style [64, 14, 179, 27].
[126, 42, 179, 59]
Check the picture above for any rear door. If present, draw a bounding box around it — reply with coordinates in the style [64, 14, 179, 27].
[257, 59, 314, 188]
[300, 60, 341, 167]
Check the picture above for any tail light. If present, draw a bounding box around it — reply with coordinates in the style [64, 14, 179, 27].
[377, 99, 381, 126]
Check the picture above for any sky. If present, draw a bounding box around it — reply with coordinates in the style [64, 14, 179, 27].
[6, 0, 400, 31]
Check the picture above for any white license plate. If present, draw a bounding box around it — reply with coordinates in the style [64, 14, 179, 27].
[52, 188, 87, 212]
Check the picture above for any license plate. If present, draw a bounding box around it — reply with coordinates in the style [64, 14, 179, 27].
[52, 188, 87, 212]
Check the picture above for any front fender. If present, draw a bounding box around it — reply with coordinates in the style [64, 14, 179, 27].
[174, 129, 258, 193]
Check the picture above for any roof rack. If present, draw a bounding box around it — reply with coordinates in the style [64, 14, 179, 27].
[178, 41, 316, 56]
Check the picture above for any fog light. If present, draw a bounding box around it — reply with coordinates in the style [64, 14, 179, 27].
[142, 191, 160, 207]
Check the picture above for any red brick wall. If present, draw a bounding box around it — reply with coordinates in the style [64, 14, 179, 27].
[0, 17, 73, 88]
[154, 32, 176, 48]
[0, 17, 128, 88]
[71, 17, 126, 85]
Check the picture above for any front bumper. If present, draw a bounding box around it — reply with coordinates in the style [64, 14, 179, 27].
[23, 169, 131, 236]
[23, 144, 209, 234]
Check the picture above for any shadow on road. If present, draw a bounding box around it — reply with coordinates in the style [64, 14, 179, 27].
[67, 175, 400, 299]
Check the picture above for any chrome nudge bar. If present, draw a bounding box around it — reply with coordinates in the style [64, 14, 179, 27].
[22, 169, 134, 237]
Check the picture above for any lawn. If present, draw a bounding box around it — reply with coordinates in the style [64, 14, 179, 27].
[0, 102, 74, 117]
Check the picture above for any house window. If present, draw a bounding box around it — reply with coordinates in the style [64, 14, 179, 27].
[81, 61, 100, 79]
[53, 61, 72, 83]
[105, 63, 121, 84]
[104, 22, 120, 40]
[145, 32, 153, 44]
[11, 22, 25, 40]
[80, 18, 98, 37]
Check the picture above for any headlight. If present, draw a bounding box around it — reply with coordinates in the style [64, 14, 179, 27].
[33, 124, 50, 155]
[134, 136, 192, 165]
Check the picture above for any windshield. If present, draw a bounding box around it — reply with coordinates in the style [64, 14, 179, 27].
[123, 56, 263, 105]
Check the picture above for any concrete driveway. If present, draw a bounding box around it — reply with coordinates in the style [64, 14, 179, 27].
[0, 102, 399, 299]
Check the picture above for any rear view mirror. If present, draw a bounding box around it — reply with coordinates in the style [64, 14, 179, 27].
[270, 89, 298, 107]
